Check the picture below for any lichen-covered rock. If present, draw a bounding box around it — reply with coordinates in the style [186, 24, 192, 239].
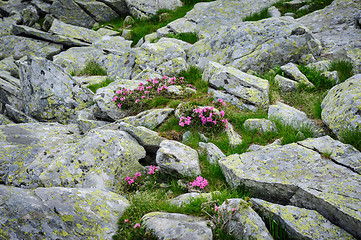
[188, 17, 321, 72]
[120, 108, 174, 130]
[225, 123, 243, 147]
[297, 0, 361, 73]
[298, 136, 361, 174]
[0, 35, 62, 60]
[268, 102, 322, 136]
[251, 198, 356, 240]
[321, 74, 361, 138]
[219, 143, 361, 239]
[158, 37, 193, 53]
[4, 104, 37, 123]
[157, 57, 189, 76]
[280, 63, 314, 87]
[75, 0, 119, 22]
[21, 5, 39, 27]
[19, 56, 93, 124]
[0, 57, 19, 78]
[207, 63, 269, 109]
[76, 109, 109, 134]
[0, 71, 23, 112]
[274, 74, 298, 92]
[132, 40, 186, 78]
[0, 17, 17, 37]
[199, 142, 225, 165]
[99, 0, 129, 16]
[0, 185, 129, 240]
[209, 88, 258, 112]
[306, 60, 331, 72]
[169, 192, 215, 207]
[97, 51, 135, 79]
[0, 113, 13, 125]
[268, 6, 281, 18]
[49, 0, 96, 28]
[321, 71, 339, 84]
[167, 18, 197, 35]
[247, 138, 282, 152]
[125, 0, 182, 19]
[156, 140, 201, 178]
[244, 119, 277, 133]
[93, 35, 132, 53]
[219, 198, 273, 240]
[142, 212, 212, 240]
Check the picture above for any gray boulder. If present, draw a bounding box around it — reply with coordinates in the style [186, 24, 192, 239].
[188, 17, 321, 72]
[199, 142, 226, 165]
[219, 198, 273, 240]
[0, 16, 17, 37]
[4, 104, 37, 123]
[0, 56, 19, 78]
[156, 140, 201, 178]
[157, 57, 189, 76]
[268, 6, 281, 18]
[19, 56, 93, 124]
[306, 60, 331, 72]
[252, 198, 356, 240]
[225, 123, 243, 147]
[120, 108, 174, 130]
[21, 5, 39, 27]
[321, 74, 361, 138]
[93, 35, 132, 53]
[125, 0, 182, 19]
[0, 113, 13, 125]
[0, 35, 62, 60]
[99, 0, 129, 16]
[274, 74, 298, 92]
[219, 143, 361, 239]
[75, 0, 119, 22]
[76, 109, 109, 134]
[0, 185, 129, 240]
[244, 119, 277, 133]
[49, 0, 96, 28]
[0, 71, 23, 112]
[280, 62, 314, 87]
[209, 88, 258, 112]
[169, 192, 215, 207]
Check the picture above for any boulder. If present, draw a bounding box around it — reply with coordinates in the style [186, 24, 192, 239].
[31, 0, 51, 15]
[188, 17, 321, 72]
[156, 140, 201, 178]
[219, 198, 273, 240]
[268, 6, 281, 18]
[76, 109, 109, 134]
[0, 113, 13, 125]
[21, 5, 39, 27]
[321, 74, 361, 138]
[209, 88, 258, 112]
[0, 56, 19, 78]
[120, 108, 174, 130]
[0, 35, 62, 60]
[274, 74, 298, 92]
[248, 138, 282, 152]
[0, 71, 23, 112]
[280, 62, 314, 87]
[158, 37, 193, 53]
[0, 17, 17, 37]
[306, 60, 331, 72]
[19, 56, 93, 124]
[93, 36, 132, 53]
[4, 104, 37, 123]
[99, 0, 129, 16]
[142, 212, 212, 240]
[49, 0, 96, 28]
[244, 119, 277, 133]
[252, 198, 356, 240]
[125, 0, 182, 19]
[157, 57, 189, 76]
[0, 185, 129, 240]
[297, 0, 361, 73]
[167, 18, 197, 35]
[199, 142, 226, 165]
[96, 51, 135, 79]
[225, 123, 243, 147]
[75, 0, 119, 22]
[169, 192, 215, 207]
[219, 143, 361, 239]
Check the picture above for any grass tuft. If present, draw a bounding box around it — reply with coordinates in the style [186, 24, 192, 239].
[339, 127, 361, 152]
[328, 59, 354, 83]
[243, 8, 270, 21]
[77, 60, 107, 76]
[87, 77, 114, 93]
[167, 32, 198, 44]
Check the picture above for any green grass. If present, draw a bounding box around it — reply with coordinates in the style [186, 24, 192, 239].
[339, 127, 361, 152]
[87, 77, 114, 93]
[167, 32, 198, 44]
[274, 0, 334, 19]
[328, 59, 354, 83]
[243, 7, 270, 21]
[77, 60, 108, 76]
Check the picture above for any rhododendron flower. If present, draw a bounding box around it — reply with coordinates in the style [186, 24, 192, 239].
[179, 77, 184, 80]
[148, 165, 158, 175]
[124, 219, 130, 223]
[134, 172, 141, 179]
[190, 176, 208, 189]
[231, 208, 236, 212]
[117, 103, 122, 108]
[135, 99, 139, 103]
[116, 90, 121, 95]
[133, 223, 140, 228]
[141, 96, 145, 99]
[215, 206, 219, 212]
[220, 110, 225, 117]
[112, 96, 117, 102]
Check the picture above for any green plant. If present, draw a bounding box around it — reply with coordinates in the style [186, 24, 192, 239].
[273, 0, 334, 19]
[298, 64, 335, 91]
[167, 32, 198, 44]
[77, 60, 107, 76]
[328, 59, 354, 83]
[87, 77, 114, 93]
[339, 126, 361, 152]
[243, 7, 270, 21]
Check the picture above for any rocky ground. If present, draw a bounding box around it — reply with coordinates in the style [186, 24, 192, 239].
[0, 0, 360, 239]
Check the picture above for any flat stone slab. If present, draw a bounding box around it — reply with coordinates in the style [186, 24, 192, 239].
[252, 198, 356, 240]
[219, 142, 361, 238]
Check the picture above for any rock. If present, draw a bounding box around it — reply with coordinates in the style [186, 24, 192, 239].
[274, 74, 298, 92]
[156, 140, 201, 178]
[219, 143, 361, 239]
[280, 62, 314, 87]
[198, 142, 225, 165]
[0, 35, 62, 60]
[96, 28, 119, 37]
[132, 40, 186, 78]
[188, 17, 321, 72]
[97, 51, 135, 79]
[99, 0, 129, 17]
[19, 56, 93, 124]
[125, 0, 182, 19]
[298, 136, 361, 174]
[157, 57, 189, 76]
[31, 0, 51, 16]
[0, 185, 129, 239]
[121, 28, 132, 40]
[321, 74, 361, 137]
[73, 75, 108, 88]
[0, 57, 20, 78]
[167, 18, 197, 35]
[49, 19, 102, 44]
[49, 0, 96, 28]
[156, 26, 171, 38]
[144, 32, 158, 42]
[92, 79, 142, 121]
[123, 15, 135, 25]
[12, 24, 90, 47]
[75, 0, 119, 22]
[208, 88, 258, 112]
[4, 104, 37, 123]
[93, 35, 132, 53]
[169, 192, 214, 207]
[0, 17, 17, 37]
[158, 37, 193, 53]
[252, 198, 356, 240]
[132, 69, 162, 81]
[244, 119, 277, 133]
[21, 5, 39, 27]
[142, 212, 212, 240]
[120, 108, 174, 130]
[0, 0, 28, 17]
[207, 63, 269, 109]
[219, 198, 273, 240]
[225, 123, 243, 147]
[247, 138, 282, 152]
[268, 102, 322, 136]
[268, 6, 281, 18]
[0, 113, 14, 125]
[321, 70, 339, 84]
[0, 71, 23, 112]
[298, 0, 361, 73]
[76, 109, 109, 134]
[299, 53, 316, 65]
[42, 14, 55, 31]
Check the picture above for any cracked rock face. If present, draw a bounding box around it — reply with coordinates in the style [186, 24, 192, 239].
[219, 141, 361, 239]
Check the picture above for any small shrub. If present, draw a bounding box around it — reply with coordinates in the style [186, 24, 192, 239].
[243, 7, 270, 21]
[77, 60, 107, 76]
[328, 59, 354, 83]
[339, 126, 361, 152]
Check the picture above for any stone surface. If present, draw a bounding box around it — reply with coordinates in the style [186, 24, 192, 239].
[4, 104, 37, 124]
[188, 17, 321, 72]
[225, 123, 243, 147]
[49, 0, 96, 28]
[125, 0, 182, 19]
[75, 0, 119, 22]
[219, 198, 273, 240]
[0, 57, 19, 78]
[142, 212, 212, 240]
[252, 198, 356, 240]
[169, 192, 214, 207]
[306, 60, 331, 72]
[99, 0, 129, 17]
[0, 35, 62, 60]
[120, 108, 174, 130]
[268, 6, 281, 18]
[274, 74, 298, 92]
[0, 113, 14, 125]
[21, 5, 39, 27]
[19, 56, 93, 124]
[157, 57, 189, 76]
[280, 62, 314, 87]
[76, 109, 109, 134]
[156, 140, 201, 178]
[321, 74, 361, 138]
[199, 142, 225, 165]
[0, 71, 23, 112]
[208, 88, 258, 112]
[93, 35, 132, 53]
[244, 119, 277, 133]
[0, 185, 129, 240]
[219, 143, 361, 239]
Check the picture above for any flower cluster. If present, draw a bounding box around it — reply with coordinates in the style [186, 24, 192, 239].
[189, 176, 209, 189]
[147, 165, 158, 175]
[125, 172, 142, 185]
[113, 76, 195, 115]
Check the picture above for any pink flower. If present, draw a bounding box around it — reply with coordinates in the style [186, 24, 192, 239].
[220, 110, 225, 117]
[116, 90, 121, 95]
[146, 86, 152, 89]
[179, 77, 184, 80]
[162, 76, 168, 79]
[134, 172, 141, 179]
[231, 208, 236, 212]
[139, 82, 144, 86]
[215, 206, 219, 212]
[124, 219, 130, 223]
[179, 122, 185, 127]
[133, 223, 140, 228]
[144, 91, 150, 94]
[125, 176, 131, 182]
[135, 99, 139, 103]
[118, 103, 122, 108]
[141, 96, 145, 99]
[148, 165, 158, 175]
[112, 96, 117, 102]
